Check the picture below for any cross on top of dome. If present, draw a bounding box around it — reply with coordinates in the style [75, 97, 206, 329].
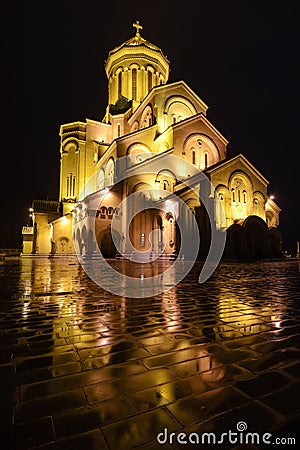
[133, 21, 143, 37]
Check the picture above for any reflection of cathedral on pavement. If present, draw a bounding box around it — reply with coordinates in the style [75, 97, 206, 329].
[22, 22, 282, 260]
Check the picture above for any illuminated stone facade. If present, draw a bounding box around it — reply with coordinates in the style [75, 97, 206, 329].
[23, 22, 282, 260]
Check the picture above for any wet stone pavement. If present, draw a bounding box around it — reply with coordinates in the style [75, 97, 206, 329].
[0, 257, 300, 449]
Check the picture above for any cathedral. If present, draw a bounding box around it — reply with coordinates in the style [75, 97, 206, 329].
[22, 22, 282, 261]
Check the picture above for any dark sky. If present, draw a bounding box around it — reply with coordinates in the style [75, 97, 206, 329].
[1, 0, 299, 253]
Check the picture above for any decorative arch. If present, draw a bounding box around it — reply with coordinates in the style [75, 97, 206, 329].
[164, 95, 197, 126]
[62, 139, 79, 154]
[155, 169, 177, 192]
[115, 67, 124, 97]
[146, 64, 155, 92]
[105, 157, 115, 186]
[127, 143, 152, 165]
[55, 235, 70, 254]
[132, 181, 152, 194]
[185, 197, 200, 213]
[96, 169, 105, 191]
[183, 133, 220, 168]
[140, 104, 153, 129]
[131, 121, 139, 133]
[229, 171, 253, 221]
[129, 63, 140, 101]
[215, 185, 230, 229]
[252, 190, 266, 220]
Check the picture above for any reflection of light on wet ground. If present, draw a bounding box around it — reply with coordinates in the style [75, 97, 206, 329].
[1, 258, 299, 448]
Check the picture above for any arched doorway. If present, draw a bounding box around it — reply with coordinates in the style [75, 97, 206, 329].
[225, 224, 246, 260]
[269, 227, 283, 258]
[243, 215, 269, 259]
[99, 228, 121, 258]
[57, 236, 69, 254]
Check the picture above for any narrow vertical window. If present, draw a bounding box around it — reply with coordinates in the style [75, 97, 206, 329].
[148, 70, 152, 91]
[66, 177, 69, 197]
[192, 150, 196, 165]
[238, 189, 241, 203]
[243, 190, 247, 203]
[70, 173, 72, 197]
[141, 233, 145, 248]
[132, 68, 137, 100]
[72, 176, 75, 197]
[232, 189, 235, 202]
[204, 152, 208, 169]
[118, 71, 122, 97]
[117, 124, 121, 137]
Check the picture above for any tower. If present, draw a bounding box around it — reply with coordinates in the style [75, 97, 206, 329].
[105, 21, 170, 111]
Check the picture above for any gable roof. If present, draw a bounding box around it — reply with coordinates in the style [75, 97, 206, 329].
[205, 153, 269, 185]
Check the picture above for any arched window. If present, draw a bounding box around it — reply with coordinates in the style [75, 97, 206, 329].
[204, 152, 208, 169]
[243, 190, 247, 203]
[106, 159, 115, 186]
[132, 68, 137, 100]
[232, 188, 235, 202]
[118, 71, 122, 97]
[148, 71, 152, 91]
[69, 174, 73, 197]
[117, 124, 121, 137]
[163, 181, 168, 190]
[192, 150, 196, 165]
[97, 170, 105, 191]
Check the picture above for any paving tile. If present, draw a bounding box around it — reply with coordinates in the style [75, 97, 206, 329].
[238, 349, 300, 373]
[83, 347, 149, 369]
[19, 362, 144, 401]
[261, 381, 300, 417]
[143, 345, 214, 369]
[101, 408, 181, 449]
[78, 340, 138, 359]
[34, 429, 108, 450]
[222, 334, 267, 349]
[250, 334, 300, 354]
[84, 368, 178, 403]
[169, 400, 286, 450]
[166, 386, 251, 425]
[5, 416, 55, 449]
[125, 375, 209, 413]
[15, 389, 87, 423]
[53, 398, 131, 437]
[281, 361, 300, 379]
[170, 354, 225, 378]
[234, 370, 292, 399]
[1, 259, 300, 449]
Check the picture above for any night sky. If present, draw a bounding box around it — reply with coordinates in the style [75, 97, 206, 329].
[1, 0, 299, 253]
